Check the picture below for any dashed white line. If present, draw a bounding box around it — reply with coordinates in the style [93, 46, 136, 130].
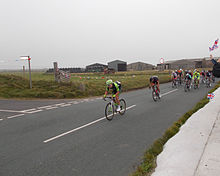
[0, 118, 3, 121]
[60, 104, 71, 107]
[43, 104, 136, 143]
[27, 110, 43, 114]
[7, 114, 25, 119]
[161, 89, 178, 97]
[46, 107, 58, 110]
[54, 103, 66, 106]
[0, 109, 24, 113]
[38, 105, 53, 109]
[21, 108, 37, 112]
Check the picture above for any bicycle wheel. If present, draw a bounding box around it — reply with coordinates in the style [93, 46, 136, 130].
[105, 103, 114, 121]
[207, 79, 211, 87]
[184, 83, 188, 92]
[172, 81, 174, 88]
[152, 90, 157, 101]
[119, 99, 126, 115]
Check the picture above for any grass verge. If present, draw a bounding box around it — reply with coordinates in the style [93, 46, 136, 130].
[0, 72, 171, 99]
[131, 81, 220, 176]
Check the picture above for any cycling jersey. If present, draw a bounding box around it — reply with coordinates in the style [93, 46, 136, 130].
[185, 74, 192, 80]
[106, 82, 120, 95]
[201, 72, 205, 76]
[193, 72, 200, 80]
[177, 70, 182, 76]
[206, 72, 211, 77]
[172, 73, 177, 79]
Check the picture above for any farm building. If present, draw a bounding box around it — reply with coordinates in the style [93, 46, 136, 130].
[127, 62, 155, 71]
[85, 63, 107, 72]
[108, 60, 127, 72]
[157, 58, 213, 70]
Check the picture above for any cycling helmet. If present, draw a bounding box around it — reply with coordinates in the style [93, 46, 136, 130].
[106, 79, 113, 85]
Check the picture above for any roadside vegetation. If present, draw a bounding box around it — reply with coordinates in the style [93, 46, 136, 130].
[131, 81, 220, 176]
[0, 71, 171, 99]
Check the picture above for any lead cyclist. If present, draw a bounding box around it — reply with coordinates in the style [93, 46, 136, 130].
[104, 79, 121, 112]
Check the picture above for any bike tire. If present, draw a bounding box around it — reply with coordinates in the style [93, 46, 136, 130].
[119, 99, 126, 115]
[184, 84, 187, 92]
[105, 103, 114, 121]
[152, 91, 157, 101]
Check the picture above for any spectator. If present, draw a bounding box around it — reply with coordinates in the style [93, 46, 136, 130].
[210, 54, 220, 64]
[210, 54, 220, 78]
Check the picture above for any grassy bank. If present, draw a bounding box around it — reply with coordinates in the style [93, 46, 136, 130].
[0, 71, 171, 99]
[131, 82, 220, 176]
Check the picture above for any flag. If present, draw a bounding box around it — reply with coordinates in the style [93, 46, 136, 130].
[209, 38, 219, 52]
[207, 93, 214, 99]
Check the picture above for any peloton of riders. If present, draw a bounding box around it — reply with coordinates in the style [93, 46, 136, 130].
[103, 68, 215, 105]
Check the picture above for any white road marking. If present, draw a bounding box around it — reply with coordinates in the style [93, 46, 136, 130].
[0, 118, 3, 121]
[44, 104, 136, 143]
[27, 110, 43, 114]
[161, 89, 178, 97]
[38, 105, 53, 109]
[46, 107, 58, 110]
[54, 103, 66, 106]
[7, 114, 25, 119]
[21, 108, 37, 112]
[60, 104, 71, 107]
[0, 109, 24, 113]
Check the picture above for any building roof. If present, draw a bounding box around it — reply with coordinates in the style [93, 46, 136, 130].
[108, 60, 127, 64]
[128, 61, 155, 66]
[86, 63, 107, 67]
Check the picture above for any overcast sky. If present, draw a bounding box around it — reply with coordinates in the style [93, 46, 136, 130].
[0, 0, 219, 69]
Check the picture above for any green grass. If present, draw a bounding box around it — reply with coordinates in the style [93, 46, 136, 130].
[130, 81, 220, 176]
[0, 71, 171, 99]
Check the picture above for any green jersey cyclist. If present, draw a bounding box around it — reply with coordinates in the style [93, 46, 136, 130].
[104, 79, 121, 112]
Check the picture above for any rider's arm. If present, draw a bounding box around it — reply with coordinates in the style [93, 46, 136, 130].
[104, 87, 109, 97]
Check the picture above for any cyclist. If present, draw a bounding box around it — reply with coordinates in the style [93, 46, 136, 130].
[206, 70, 212, 85]
[189, 70, 193, 78]
[201, 70, 206, 83]
[149, 76, 160, 97]
[193, 69, 200, 87]
[171, 71, 177, 84]
[177, 69, 183, 85]
[185, 72, 192, 88]
[104, 79, 121, 112]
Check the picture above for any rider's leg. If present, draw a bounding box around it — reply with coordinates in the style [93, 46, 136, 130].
[157, 82, 160, 93]
[114, 94, 120, 111]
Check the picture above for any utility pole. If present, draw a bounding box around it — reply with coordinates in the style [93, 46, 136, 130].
[23, 66, 25, 79]
[20, 56, 32, 89]
[28, 56, 32, 89]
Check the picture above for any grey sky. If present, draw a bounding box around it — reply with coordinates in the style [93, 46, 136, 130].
[0, 0, 219, 69]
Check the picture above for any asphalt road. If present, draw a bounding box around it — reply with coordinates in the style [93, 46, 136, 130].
[0, 81, 218, 176]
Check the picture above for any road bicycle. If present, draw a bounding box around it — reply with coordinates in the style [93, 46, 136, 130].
[172, 78, 177, 88]
[177, 76, 182, 86]
[212, 76, 215, 83]
[193, 78, 199, 89]
[104, 97, 126, 121]
[184, 79, 191, 92]
[201, 75, 206, 84]
[205, 77, 211, 88]
[152, 84, 160, 101]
